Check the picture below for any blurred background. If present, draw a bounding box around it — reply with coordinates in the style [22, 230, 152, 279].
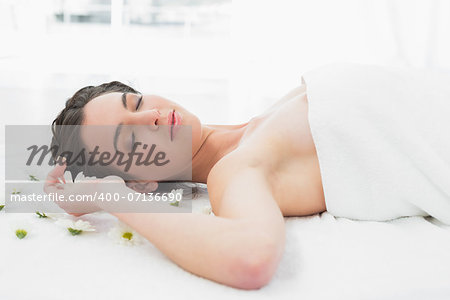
[1, 0, 450, 183]
[1, 0, 450, 127]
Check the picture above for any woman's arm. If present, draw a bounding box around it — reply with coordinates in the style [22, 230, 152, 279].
[44, 163, 285, 289]
[110, 167, 286, 290]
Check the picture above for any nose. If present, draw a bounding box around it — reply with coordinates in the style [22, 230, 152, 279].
[127, 109, 161, 130]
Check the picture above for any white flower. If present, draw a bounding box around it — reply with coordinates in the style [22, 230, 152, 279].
[55, 218, 95, 235]
[35, 211, 66, 219]
[201, 205, 212, 215]
[171, 188, 183, 196]
[9, 217, 32, 240]
[108, 221, 143, 246]
[169, 188, 184, 207]
[60, 170, 97, 184]
[15, 229, 28, 239]
[46, 213, 66, 219]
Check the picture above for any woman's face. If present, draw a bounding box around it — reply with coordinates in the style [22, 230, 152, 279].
[80, 92, 201, 183]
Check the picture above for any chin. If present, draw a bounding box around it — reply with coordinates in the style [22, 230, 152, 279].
[171, 104, 202, 157]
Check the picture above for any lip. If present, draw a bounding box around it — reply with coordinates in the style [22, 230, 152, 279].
[168, 110, 182, 141]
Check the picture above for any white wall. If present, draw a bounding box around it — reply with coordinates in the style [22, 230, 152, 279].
[1, 0, 449, 125]
[229, 0, 450, 123]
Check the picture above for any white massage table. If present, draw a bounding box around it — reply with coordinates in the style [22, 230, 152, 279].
[2, 64, 450, 299]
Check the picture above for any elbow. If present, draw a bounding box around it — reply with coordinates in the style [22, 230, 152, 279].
[229, 240, 281, 290]
[236, 257, 276, 290]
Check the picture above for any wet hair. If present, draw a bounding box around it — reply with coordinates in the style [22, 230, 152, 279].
[51, 81, 199, 198]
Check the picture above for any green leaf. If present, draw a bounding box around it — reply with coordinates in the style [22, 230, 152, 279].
[35, 211, 48, 218]
[68, 228, 82, 236]
[29, 175, 39, 181]
[16, 229, 28, 239]
[169, 201, 180, 207]
[0, 205, 4, 211]
[11, 188, 21, 195]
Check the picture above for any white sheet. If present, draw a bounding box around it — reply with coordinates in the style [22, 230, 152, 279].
[302, 63, 450, 224]
[2, 189, 450, 300]
[2, 64, 450, 299]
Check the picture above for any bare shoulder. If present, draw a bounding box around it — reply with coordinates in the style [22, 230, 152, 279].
[206, 148, 281, 220]
[265, 84, 306, 113]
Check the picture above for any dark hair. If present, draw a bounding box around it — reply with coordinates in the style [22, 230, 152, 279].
[51, 81, 199, 198]
[52, 81, 138, 129]
[51, 81, 139, 180]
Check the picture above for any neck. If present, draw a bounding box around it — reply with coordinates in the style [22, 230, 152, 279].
[191, 121, 249, 183]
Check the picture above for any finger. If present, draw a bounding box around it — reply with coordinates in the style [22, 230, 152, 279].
[47, 160, 66, 182]
[44, 161, 67, 194]
[44, 181, 63, 193]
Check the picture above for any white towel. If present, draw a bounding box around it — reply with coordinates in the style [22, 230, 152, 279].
[302, 63, 450, 224]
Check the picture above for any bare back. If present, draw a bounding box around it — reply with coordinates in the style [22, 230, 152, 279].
[207, 85, 326, 217]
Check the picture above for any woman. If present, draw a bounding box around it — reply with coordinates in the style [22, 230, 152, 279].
[45, 63, 450, 290]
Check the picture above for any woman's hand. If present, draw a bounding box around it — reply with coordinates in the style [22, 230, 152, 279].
[43, 161, 102, 216]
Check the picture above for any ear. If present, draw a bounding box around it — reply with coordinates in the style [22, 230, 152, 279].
[125, 180, 158, 193]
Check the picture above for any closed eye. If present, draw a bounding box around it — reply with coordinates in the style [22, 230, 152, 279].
[135, 94, 143, 111]
[130, 131, 136, 150]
